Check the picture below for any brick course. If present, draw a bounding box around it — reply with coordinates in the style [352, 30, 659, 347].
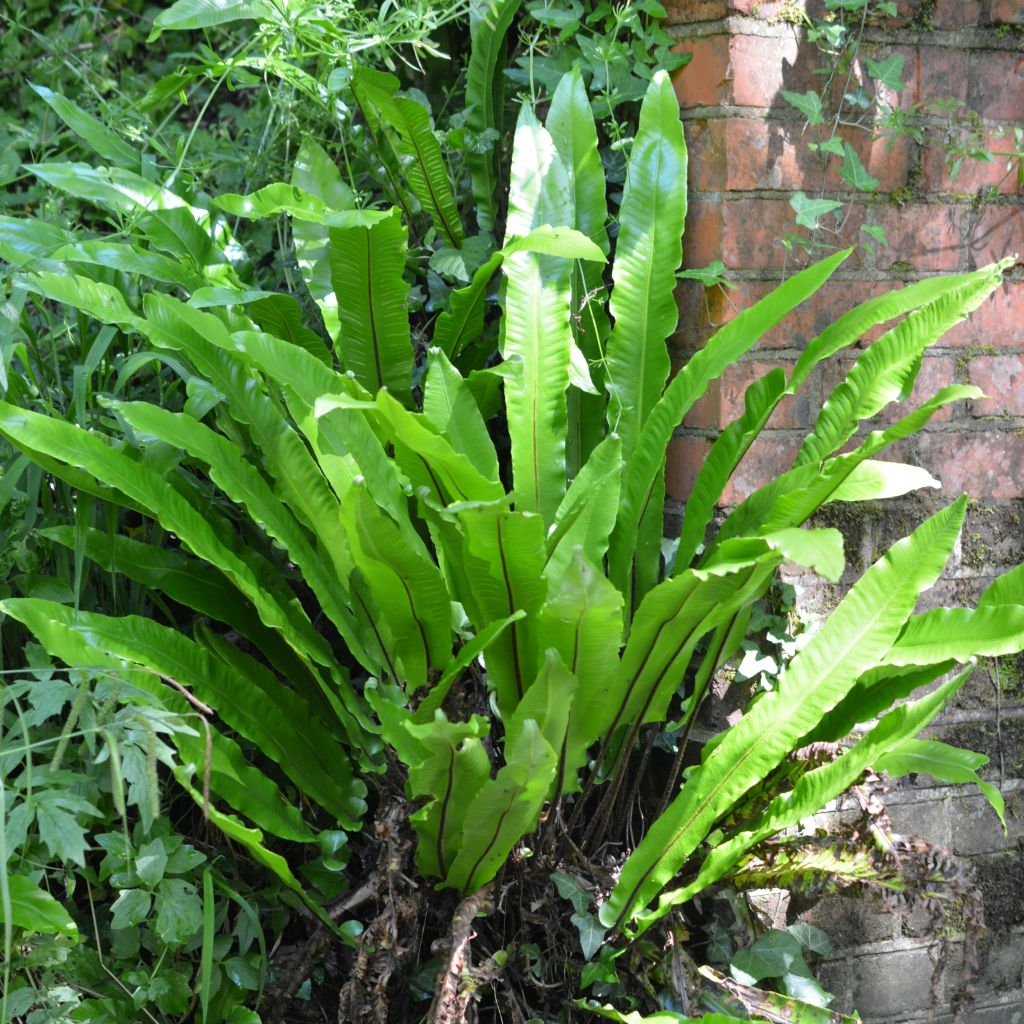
[665, 2, 1024, 1021]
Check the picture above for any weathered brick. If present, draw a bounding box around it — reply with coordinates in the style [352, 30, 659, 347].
[949, 788, 1024, 855]
[878, 203, 962, 272]
[968, 205, 1024, 271]
[721, 430, 803, 503]
[664, 0, 728, 20]
[718, 357, 813, 428]
[931, 0, 983, 28]
[992, 0, 1024, 25]
[968, 354, 1024, 416]
[917, 429, 1024, 499]
[665, 433, 714, 500]
[973, 50, 1024, 122]
[923, 130, 1023, 196]
[851, 947, 938, 1017]
[672, 32, 805, 109]
[944, 281, 1024, 347]
[892, 45, 971, 108]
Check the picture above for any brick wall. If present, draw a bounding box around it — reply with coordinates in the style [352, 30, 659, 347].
[664, 2, 1024, 1021]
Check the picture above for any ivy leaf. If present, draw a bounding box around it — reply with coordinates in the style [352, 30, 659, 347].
[552, 871, 591, 916]
[781, 90, 825, 125]
[155, 878, 203, 946]
[677, 260, 733, 289]
[809, 137, 845, 157]
[571, 911, 607, 960]
[136, 838, 169, 888]
[839, 142, 879, 191]
[788, 922, 832, 955]
[110, 888, 152, 930]
[790, 191, 843, 229]
[866, 55, 907, 92]
[861, 224, 889, 250]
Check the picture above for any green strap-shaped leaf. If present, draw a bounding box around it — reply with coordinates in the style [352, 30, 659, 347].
[0, 876, 78, 938]
[444, 718, 556, 892]
[607, 250, 850, 608]
[53, 240, 202, 289]
[537, 553, 624, 791]
[796, 265, 1007, 467]
[29, 83, 137, 167]
[109, 399, 373, 672]
[978, 563, 1024, 608]
[0, 215, 70, 271]
[601, 496, 967, 930]
[639, 666, 973, 929]
[329, 208, 413, 399]
[827, 460, 940, 501]
[548, 66, 611, 477]
[884, 604, 1024, 665]
[248, 294, 331, 365]
[712, 385, 981, 551]
[405, 714, 492, 878]
[465, 0, 522, 232]
[0, 401, 327, 663]
[543, 434, 622, 584]
[412, 612, 526, 724]
[676, 369, 787, 571]
[433, 252, 502, 359]
[423, 348, 500, 481]
[352, 67, 465, 247]
[605, 70, 687, 460]
[456, 507, 548, 713]
[874, 738, 1005, 830]
[501, 104, 573, 522]
[20, 271, 144, 331]
[343, 484, 452, 690]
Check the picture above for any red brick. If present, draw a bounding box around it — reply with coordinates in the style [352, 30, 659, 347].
[931, 0, 982, 27]
[968, 205, 1024, 269]
[666, 434, 715, 500]
[685, 118, 910, 193]
[887, 46, 970, 110]
[917, 430, 1024, 499]
[992, 0, 1024, 24]
[973, 51, 1024, 122]
[721, 431, 804, 503]
[673, 32, 804, 109]
[877, 204, 962, 272]
[922, 130, 1024, 196]
[943, 280, 1024, 346]
[968, 355, 1024, 416]
[664, 0, 728, 21]
[719, 357, 812, 429]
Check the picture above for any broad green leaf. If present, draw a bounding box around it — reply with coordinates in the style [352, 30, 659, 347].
[423, 348, 500, 481]
[501, 225, 606, 263]
[978, 563, 1024, 609]
[150, 0, 275, 39]
[111, 888, 151, 929]
[537, 553, 624, 791]
[839, 142, 879, 191]
[780, 89, 825, 125]
[215, 185, 379, 226]
[19, 271, 144, 330]
[444, 718, 556, 892]
[884, 605, 1024, 665]
[456, 506, 548, 713]
[0, 216, 70, 271]
[29, 84, 137, 167]
[875, 739, 1005, 829]
[405, 714, 492, 878]
[0, 876, 78, 937]
[827, 460, 940, 501]
[576, 1002, 742, 1023]
[797, 268, 1006, 467]
[601, 497, 967, 930]
[605, 70, 687, 460]
[432, 252, 502, 358]
[351, 66, 465, 247]
[790, 191, 842, 229]
[763, 527, 845, 583]
[343, 483, 452, 689]
[52, 240, 202, 289]
[608, 249, 849, 609]
[501, 104, 573, 522]
[865, 55, 907, 91]
[548, 66, 611, 476]
[676, 369, 787, 570]
[412, 612, 526, 724]
[329, 208, 413, 399]
[465, 0, 522, 232]
[543, 434, 622, 584]
[248, 293, 331, 365]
